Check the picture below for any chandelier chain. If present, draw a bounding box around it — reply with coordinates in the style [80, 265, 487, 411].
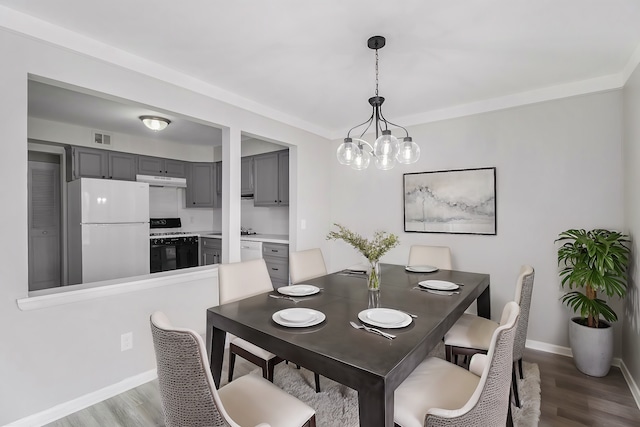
[375, 49, 379, 97]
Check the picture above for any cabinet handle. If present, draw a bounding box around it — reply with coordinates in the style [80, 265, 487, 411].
[272, 268, 279, 271]
[274, 200, 278, 203]
[271, 249, 278, 252]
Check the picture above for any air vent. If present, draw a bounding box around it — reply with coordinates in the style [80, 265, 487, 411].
[93, 130, 112, 146]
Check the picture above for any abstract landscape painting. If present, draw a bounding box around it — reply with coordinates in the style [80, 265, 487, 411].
[403, 167, 496, 235]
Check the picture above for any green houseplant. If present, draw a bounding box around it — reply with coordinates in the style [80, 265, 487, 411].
[327, 223, 399, 291]
[556, 228, 630, 376]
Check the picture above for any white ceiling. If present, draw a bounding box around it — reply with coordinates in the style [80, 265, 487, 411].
[5, 0, 640, 139]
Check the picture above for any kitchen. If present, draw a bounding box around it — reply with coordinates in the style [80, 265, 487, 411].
[27, 80, 290, 293]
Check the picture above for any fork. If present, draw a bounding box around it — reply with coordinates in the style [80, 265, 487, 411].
[349, 321, 396, 339]
[412, 287, 460, 295]
[269, 294, 300, 303]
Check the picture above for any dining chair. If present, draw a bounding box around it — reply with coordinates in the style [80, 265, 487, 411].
[289, 248, 327, 284]
[219, 258, 320, 392]
[444, 265, 535, 408]
[407, 245, 452, 269]
[150, 311, 316, 427]
[394, 301, 520, 427]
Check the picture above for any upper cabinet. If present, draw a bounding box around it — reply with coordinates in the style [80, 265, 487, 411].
[66, 146, 136, 181]
[253, 149, 289, 207]
[241, 156, 254, 196]
[138, 155, 186, 178]
[186, 162, 220, 208]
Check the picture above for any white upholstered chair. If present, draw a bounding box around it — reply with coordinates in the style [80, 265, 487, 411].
[289, 248, 327, 284]
[150, 311, 316, 427]
[444, 265, 535, 408]
[407, 245, 452, 269]
[218, 259, 285, 383]
[219, 258, 320, 392]
[394, 301, 520, 427]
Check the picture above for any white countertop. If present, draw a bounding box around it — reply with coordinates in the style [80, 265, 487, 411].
[199, 233, 289, 244]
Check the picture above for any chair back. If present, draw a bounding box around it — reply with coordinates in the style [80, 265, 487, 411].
[427, 302, 520, 427]
[408, 245, 452, 269]
[218, 259, 273, 304]
[512, 265, 535, 361]
[150, 311, 236, 427]
[289, 248, 327, 284]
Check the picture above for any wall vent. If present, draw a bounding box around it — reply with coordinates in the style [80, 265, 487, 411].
[92, 130, 112, 146]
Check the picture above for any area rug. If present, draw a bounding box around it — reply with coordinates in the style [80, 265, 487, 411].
[250, 347, 541, 426]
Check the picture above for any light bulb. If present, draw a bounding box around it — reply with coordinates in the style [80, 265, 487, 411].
[351, 145, 371, 170]
[373, 130, 399, 159]
[336, 138, 361, 165]
[396, 137, 420, 164]
[375, 155, 395, 170]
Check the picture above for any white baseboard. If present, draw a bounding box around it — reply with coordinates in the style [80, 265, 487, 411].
[8, 369, 158, 427]
[619, 359, 640, 410]
[525, 339, 573, 357]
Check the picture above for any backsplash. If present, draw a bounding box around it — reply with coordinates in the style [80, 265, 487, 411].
[149, 187, 288, 234]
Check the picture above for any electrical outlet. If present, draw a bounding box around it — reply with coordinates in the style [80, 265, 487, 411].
[121, 332, 133, 351]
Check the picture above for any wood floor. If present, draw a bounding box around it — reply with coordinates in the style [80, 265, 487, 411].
[45, 349, 640, 427]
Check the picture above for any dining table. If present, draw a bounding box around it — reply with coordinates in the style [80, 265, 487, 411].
[206, 263, 490, 427]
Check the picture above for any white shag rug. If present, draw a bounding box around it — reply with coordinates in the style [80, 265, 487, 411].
[251, 345, 541, 426]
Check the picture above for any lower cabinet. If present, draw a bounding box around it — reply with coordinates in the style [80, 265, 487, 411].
[201, 238, 222, 265]
[263, 242, 289, 288]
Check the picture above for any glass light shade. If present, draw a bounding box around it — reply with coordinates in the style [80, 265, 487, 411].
[336, 138, 361, 165]
[140, 116, 170, 131]
[375, 154, 395, 170]
[396, 137, 420, 164]
[351, 146, 371, 170]
[373, 130, 399, 159]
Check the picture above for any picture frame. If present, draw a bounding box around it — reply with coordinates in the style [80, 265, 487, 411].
[403, 167, 497, 235]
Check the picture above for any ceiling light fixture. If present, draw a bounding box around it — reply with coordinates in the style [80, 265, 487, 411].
[139, 116, 171, 131]
[337, 36, 420, 170]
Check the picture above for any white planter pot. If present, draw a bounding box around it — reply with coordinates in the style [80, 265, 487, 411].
[568, 317, 613, 377]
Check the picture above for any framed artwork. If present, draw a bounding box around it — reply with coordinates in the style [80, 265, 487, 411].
[403, 167, 497, 235]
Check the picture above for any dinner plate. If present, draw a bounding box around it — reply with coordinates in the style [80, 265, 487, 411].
[273, 308, 326, 328]
[405, 265, 439, 273]
[277, 284, 320, 296]
[418, 280, 460, 291]
[358, 308, 412, 329]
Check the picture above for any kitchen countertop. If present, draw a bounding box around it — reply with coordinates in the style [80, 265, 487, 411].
[199, 233, 289, 245]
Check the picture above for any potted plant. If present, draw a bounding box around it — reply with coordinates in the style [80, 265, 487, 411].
[556, 228, 630, 377]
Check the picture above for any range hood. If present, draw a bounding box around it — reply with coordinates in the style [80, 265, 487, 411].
[136, 174, 187, 188]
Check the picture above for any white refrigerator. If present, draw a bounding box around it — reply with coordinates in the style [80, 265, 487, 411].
[67, 178, 150, 285]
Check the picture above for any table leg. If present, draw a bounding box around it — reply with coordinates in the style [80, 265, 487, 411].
[477, 284, 491, 319]
[357, 381, 394, 427]
[206, 313, 226, 388]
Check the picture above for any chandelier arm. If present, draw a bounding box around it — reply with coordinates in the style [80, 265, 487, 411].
[346, 112, 375, 139]
[378, 107, 410, 138]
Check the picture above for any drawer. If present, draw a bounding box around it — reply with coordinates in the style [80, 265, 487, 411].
[201, 238, 222, 249]
[263, 242, 288, 258]
[264, 256, 288, 282]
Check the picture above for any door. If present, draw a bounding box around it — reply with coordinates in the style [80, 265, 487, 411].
[73, 146, 107, 179]
[186, 163, 215, 208]
[108, 152, 137, 181]
[253, 152, 279, 206]
[28, 161, 61, 290]
[241, 157, 254, 196]
[278, 151, 289, 205]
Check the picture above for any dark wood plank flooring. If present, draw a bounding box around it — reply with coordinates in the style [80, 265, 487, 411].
[45, 349, 640, 426]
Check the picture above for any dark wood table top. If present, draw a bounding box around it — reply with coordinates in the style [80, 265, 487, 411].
[207, 263, 490, 427]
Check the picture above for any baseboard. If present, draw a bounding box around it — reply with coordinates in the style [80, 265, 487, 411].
[8, 369, 158, 427]
[619, 359, 640, 410]
[525, 339, 573, 357]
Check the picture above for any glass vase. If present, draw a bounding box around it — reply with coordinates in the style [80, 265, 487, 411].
[367, 260, 381, 291]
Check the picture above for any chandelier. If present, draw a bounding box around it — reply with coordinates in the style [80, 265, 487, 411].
[336, 36, 420, 170]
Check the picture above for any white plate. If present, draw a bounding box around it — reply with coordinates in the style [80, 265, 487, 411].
[405, 265, 439, 273]
[418, 280, 460, 291]
[277, 284, 320, 296]
[358, 308, 412, 329]
[273, 308, 326, 328]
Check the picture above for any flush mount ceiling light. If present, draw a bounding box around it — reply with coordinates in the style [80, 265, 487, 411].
[337, 36, 420, 171]
[139, 116, 171, 131]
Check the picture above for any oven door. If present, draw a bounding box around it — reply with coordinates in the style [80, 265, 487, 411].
[176, 238, 199, 269]
[150, 241, 177, 273]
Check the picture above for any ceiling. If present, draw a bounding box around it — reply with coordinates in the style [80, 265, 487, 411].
[6, 0, 640, 139]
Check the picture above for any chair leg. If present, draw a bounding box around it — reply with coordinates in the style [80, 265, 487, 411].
[228, 349, 236, 383]
[307, 414, 317, 427]
[445, 344, 453, 362]
[518, 358, 524, 380]
[267, 360, 276, 382]
[511, 362, 521, 408]
[314, 372, 321, 393]
[507, 397, 514, 427]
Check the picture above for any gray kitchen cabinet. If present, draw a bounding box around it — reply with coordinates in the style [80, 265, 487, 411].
[66, 146, 136, 181]
[253, 149, 289, 207]
[138, 155, 186, 178]
[263, 242, 289, 287]
[241, 156, 254, 196]
[186, 162, 216, 208]
[214, 161, 223, 207]
[201, 237, 222, 265]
